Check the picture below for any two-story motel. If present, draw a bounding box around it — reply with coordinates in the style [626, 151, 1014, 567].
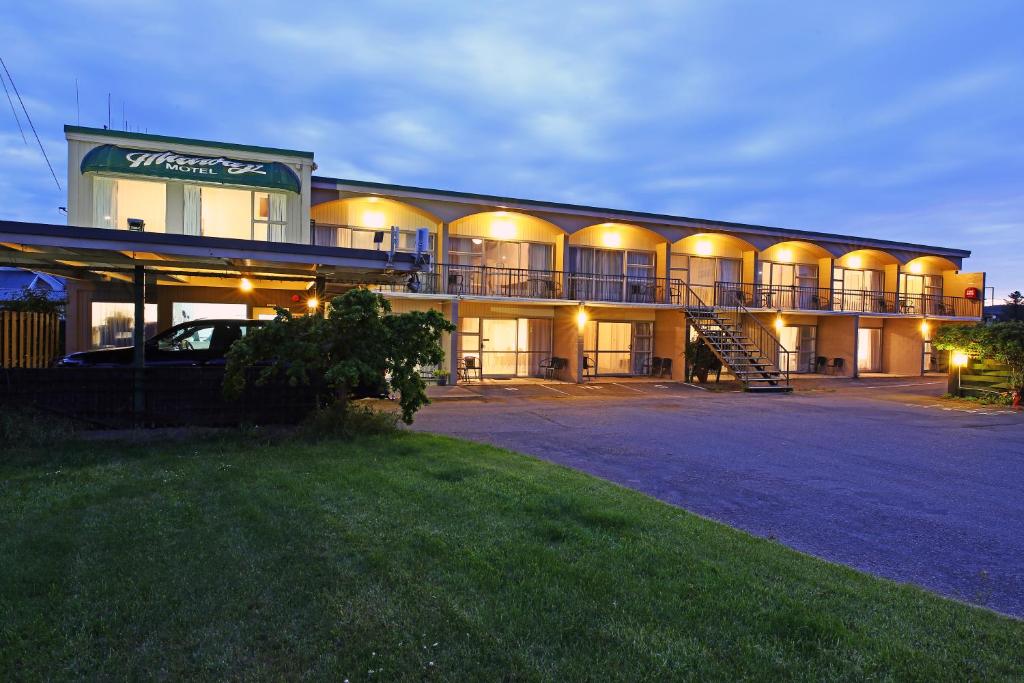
[0, 126, 985, 387]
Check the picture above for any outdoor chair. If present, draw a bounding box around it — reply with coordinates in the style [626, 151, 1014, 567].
[658, 357, 672, 378]
[539, 356, 566, 380]
[815, 356, 828, 374]
[900, 299, 916, 314]
[829, 357, 845, 375]
[643, 356, 663, 376]
[447, 272, 465, 295]
[582, 355, 594, 381]
[876, 297, 893, 313]
[459, 355, 482, 382]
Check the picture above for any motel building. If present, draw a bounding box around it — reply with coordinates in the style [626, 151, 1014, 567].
[0, 125, 985, 391]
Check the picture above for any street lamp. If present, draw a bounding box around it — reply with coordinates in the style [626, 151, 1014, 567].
[951, 351, 969, 395]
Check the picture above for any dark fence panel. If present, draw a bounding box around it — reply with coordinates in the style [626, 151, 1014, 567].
[0, 367, 317, 428]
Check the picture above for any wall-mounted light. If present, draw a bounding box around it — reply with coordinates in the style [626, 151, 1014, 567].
[362, 210, 385, 229]
[306, 297, 319, 311]
[920, 320, 930, 335]
[908, 261, 923, 274]
[240, 277, 253, 292]
[366, 196, 379, 203]
[774, 313, 784, 331]
[602, 231, 622, 248]
[576, 307, 588, 330]
[490, 218, 515, 240]
[847, 255, 863, 269]
[471, 237, 483, 245]
[695, 239, 713, 257]
[776, 248, 793, 262]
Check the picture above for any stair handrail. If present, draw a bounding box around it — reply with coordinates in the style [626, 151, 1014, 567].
[717, 285, 792, 386]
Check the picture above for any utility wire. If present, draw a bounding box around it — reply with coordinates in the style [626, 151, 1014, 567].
[0, 56, 61, 191]
[0, 65, 26, 143]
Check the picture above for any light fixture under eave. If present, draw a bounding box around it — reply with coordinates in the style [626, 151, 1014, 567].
[908, 261, 923, 274]
[240, 277, 254, 292]
[776, 247, 793, 263]
[490, 218, 515, 240]
[471, 237, 483, 245]
[576, 307, 588, 329]
[847, 255, 863, 269]
[362, 210, 385, 229]
[602, 231, 622, 248]
[695, 239, 713, 257]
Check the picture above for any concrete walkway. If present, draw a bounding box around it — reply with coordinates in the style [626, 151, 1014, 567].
[413, 379, 1024, 618]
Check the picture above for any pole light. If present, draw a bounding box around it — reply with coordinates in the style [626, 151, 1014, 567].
[951, 351, 969, 395]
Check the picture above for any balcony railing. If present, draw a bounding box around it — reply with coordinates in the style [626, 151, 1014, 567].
[714, 282, 981, 317]
[370, 263, 679, 304]
[363, 267, 979, 317]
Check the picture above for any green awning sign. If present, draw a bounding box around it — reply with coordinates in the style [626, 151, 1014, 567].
[80, 144, 301, 193]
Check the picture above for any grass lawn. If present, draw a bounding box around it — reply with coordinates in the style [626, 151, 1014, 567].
[2, 431, 1022, 680]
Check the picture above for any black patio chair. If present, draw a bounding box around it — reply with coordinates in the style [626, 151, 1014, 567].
[459, 355, 482, 382]
[829, 357, 845, 376]
[447, 271, 465, 295]
[643, 356, 663, 376]
[815, 356, 828, 374]
[658, 357, 672, 378]
[582, 355, 594, 381]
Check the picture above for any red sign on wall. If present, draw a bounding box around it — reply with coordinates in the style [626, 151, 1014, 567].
[964, 287, 980, 300]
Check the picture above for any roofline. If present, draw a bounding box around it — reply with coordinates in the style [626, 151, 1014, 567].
[0, 220, 416, 270]
[65, 125, 315, 161]
[312, 175, 972, 259]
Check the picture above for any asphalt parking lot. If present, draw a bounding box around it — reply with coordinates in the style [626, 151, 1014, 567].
[413, 379, 1024, 618]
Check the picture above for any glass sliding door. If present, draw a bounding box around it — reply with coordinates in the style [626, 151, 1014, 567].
[448, 237, 553, 296]
[461, 317, 553, 377]
[779, 325, 817, 373]
[834, 267, 884, 312]
[857, 328, 882, 373]
[583, 321, 651, 376]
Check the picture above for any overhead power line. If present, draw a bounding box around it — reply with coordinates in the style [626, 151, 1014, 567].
[0, 64, 26, 143]
[0, 55, 61, 191]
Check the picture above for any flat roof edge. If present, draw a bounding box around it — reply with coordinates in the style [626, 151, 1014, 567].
[312, 176, 972, 259]
[65, 125, 315, 160]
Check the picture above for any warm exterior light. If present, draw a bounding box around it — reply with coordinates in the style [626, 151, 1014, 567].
[362, 210, 385, 229]
[908, 261, 923, 274]
[366, 196, 379, 203]
[471, 237, 483, 245]
[602, 231, 622, 248]
[847, 255, 863, 269]
[490, 218, 515, 239]
[777, 248, 793, 262]
[306, 297, 319, 310]
[774, 314, 784, 331]
[920, 321, 930, 335]
[240, 277, 253, 292]
[576, 308, 588, 329]
[695, 240, 713, 256]
[952, 351, 969, 367]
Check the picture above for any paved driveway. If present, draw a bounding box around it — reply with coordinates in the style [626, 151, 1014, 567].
[412, 380, 1024, 617]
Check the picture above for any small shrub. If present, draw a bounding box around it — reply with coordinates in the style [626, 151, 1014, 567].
[0, 407, 75, 449]
[298, 402, 399, 441]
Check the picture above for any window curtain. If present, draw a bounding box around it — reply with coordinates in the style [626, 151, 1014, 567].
[183, 185, 202, 236]
[93, 177, 117, 228]
[268, 193, 287, 242]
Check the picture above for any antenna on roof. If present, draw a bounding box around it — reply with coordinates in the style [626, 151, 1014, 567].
[107, 93, 111, 129]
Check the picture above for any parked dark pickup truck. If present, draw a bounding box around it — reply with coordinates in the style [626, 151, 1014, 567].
[56, 319, 265, 367]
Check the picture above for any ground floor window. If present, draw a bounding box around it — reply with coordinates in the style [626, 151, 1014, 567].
[172, 302, 249, 326]
[90, 302, 158, 349]
[778, 325, 817, 373]
[583, 320, 652, 375]
[858, 327, 882, 372]
[458, 317, 552, 377]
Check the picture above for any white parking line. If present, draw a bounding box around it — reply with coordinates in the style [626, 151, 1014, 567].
[861, 381, 943, 389]
[537, 383, 571, 396]
[612, 382, 645, 393]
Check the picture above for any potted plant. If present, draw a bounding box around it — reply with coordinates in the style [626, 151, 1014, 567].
[435, 369, 450, 386]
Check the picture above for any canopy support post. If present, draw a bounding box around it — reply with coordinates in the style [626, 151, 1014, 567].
[132, 265, 146, 422]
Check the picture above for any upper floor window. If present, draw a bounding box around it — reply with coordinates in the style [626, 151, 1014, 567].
[92, 176, 166, 232]
[184, 185, 287, 241]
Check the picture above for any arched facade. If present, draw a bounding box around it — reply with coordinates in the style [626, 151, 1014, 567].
[447, 210, 565, 274]
[311, 196, 441, 252]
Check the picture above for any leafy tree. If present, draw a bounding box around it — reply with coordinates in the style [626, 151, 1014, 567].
[1004, 291, 1024, 321]
[1, 287, 64, 315]
[934, 322, 1024, 391]
[224, 288, 454, 423]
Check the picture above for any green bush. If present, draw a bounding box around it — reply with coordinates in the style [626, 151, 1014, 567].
[298, 402, 400, 441]
[0, 407, 75, 449]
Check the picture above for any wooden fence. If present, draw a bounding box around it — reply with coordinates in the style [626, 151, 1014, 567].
[0, 311, 61, 368]
[953, 357, 1012, 398]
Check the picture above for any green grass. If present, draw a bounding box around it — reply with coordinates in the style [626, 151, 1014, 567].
[1, 432, 1022, 681]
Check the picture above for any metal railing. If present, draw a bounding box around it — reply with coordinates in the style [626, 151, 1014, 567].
[713, 282, 981, 317]
[680, 282, 791, 387]
[372, 264, 683, 304]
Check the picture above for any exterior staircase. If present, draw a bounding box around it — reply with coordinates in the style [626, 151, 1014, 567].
[681, 286, 793, 393]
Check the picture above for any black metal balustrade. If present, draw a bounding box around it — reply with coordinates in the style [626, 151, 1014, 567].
[714, 282, 980, 317]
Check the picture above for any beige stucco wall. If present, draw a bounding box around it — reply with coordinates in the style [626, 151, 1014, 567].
[653, 309, 686, 380]
[817, 315, 858, 377]
[882, 317, 924, 376]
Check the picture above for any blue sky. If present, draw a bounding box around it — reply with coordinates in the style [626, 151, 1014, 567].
[1, 1, 1021, 297]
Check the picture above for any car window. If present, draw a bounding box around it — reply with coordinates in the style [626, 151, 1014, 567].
[157, 323, 217, 352]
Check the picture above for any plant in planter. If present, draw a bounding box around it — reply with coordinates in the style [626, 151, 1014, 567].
[685, 338, 723, 383]
[435, 369, 451, 386]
